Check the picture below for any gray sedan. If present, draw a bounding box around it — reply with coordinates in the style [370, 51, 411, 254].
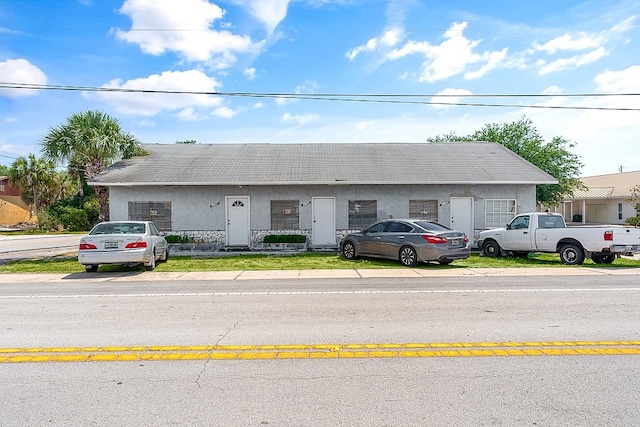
[339, 219, 470, 267]
[78, 221, 169, 272]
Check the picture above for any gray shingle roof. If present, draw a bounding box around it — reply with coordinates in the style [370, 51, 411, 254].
[89, 142, 557, 186]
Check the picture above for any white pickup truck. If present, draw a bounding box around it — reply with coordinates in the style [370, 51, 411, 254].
[477, 212, 640, 265]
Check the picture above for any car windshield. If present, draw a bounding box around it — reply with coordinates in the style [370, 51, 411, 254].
[90, 223, 146, 235]
[413, 221, 451, 232]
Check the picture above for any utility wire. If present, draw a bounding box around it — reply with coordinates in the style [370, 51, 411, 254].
[1, 82, 640, 111]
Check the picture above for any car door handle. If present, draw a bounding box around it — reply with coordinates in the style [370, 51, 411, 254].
[398, 236, 405, 239]
[523, 231, 529, 234]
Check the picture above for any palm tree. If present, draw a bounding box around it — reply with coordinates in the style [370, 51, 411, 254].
[8, 154, 57, 212]
[41, 110, 146, 221]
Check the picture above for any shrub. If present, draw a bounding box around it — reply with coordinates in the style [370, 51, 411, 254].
[263, 234, 306, 243]
[39, 193, 99, 231]
[625, 216, 640, 227]
[165, 234, 191, 243]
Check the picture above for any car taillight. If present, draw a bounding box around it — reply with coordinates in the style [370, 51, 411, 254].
[464, 235, 469, 243]
[79, 242, 97, 250]
[604, 230, 613, 241]
[422, 235, 448, 244]
[125, 240, 147, 249]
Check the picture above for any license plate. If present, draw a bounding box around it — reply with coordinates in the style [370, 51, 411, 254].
[450, 238, 460, 246]
[104, 241, 119, 249]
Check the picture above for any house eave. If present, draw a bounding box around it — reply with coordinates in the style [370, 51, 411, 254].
[89, 180, 558, 187]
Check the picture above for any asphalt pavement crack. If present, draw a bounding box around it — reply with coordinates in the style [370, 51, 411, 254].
[196, 320, 241, 388]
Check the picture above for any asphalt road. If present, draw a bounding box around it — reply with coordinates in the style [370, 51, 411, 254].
[1, 274, 639, 426]
[0, 233, 81, 262]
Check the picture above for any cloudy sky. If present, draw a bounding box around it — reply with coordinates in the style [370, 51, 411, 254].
[1, 0, 639, 176]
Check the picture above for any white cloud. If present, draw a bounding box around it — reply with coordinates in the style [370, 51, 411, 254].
[532, 17, 634, 75]
[253, 101, 266, 109]
[281, 112, 319, 124]
[92, 69, 224, 116]
[383, 22, 508, 83]
[542, 86, 563, 95]
[0, 59, 47, 98]
[538, 47, 607, 75]
[430, 88, 473, 110]
[213, 106, 238, 118]
[239, 0, 290, 34]
[355, 120, 375, 130]
[595, 65, 640, 92]
[244, 67, 257, 80]
[533, 32, 601, 53]
[346, 28, 404, 60]
[114, 0, 263, 68]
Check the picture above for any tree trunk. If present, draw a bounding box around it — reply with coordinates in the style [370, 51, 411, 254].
[93, 186, 110, 222]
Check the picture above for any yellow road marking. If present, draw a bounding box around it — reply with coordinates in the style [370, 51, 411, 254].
[1, 341, 639, 363]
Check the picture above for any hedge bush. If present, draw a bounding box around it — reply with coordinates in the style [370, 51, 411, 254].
[263, 234, 306, 243]
[165, 234, 191, 243]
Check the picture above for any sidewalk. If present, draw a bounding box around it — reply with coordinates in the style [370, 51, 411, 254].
[1, 264, 640, 283]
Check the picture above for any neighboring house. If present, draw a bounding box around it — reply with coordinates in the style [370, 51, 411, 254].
[558, 170, 640, 225]
[0, 176, 34, 226]
[88, 142, 557, 249]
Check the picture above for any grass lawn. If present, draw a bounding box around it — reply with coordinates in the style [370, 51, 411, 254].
[0, 252, 639, 274]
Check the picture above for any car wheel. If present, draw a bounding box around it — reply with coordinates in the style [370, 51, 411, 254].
[559, 243, 585, 265]
[482, 240, 502, 258]
[342, 241, 357, 260]
[85, 264, 98, 273]
[593, 253, 615, 264]
[601, 254, 615, 264]
[399, 246, 417, 267]
[145, 250, 156, 271]
[159, 247, 169, 263]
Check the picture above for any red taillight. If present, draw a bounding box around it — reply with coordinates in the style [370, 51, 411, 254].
[422, 235, 448, 244]
[79, 242, 97, 250]
[604, 230, 613, 241]
[125, 240, 147, 249]
[464, 235, 469, 243]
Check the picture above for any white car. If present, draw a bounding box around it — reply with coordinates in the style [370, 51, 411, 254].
[78, 221, 169, 272]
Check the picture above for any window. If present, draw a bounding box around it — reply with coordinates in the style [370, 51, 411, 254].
[485, 199, 516, 228]
[349, 200, 377, 229]
[386, 221, 413, 233]
[409, 200, 438, 221]
[128, 201, 172, 231]
[619, 203, 623, 220]
[271, 200, 299, 230]
[509, 215, 530, 229]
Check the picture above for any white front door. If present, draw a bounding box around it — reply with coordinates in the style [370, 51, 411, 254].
[312, 197, 336, 246]
[226, 196, 250, 246]
[450, 197, 474, 244]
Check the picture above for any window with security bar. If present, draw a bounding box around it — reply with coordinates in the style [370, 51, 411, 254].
[348, 200, 377, 229]
[271, 200, 299, 229]
[128, 201, 172, 231]
[409, 200, 438, 221]
[485, 199, 516, 228]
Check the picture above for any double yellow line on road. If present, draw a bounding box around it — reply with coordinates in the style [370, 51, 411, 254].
[2, 341, 640, 363]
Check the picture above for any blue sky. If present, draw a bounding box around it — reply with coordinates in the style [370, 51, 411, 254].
[1, 0, 639, 176]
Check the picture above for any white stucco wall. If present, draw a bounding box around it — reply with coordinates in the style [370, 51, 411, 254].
[108, 183, 537, 245]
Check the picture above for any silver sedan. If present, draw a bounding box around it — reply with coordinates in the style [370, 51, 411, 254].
[78, 221, 169, 272]
[339, 219, 470, 267]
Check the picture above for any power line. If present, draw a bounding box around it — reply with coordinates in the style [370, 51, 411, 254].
[1, 82, 639, 111]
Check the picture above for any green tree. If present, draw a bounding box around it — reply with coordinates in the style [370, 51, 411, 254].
[8, 154, 58, 211]
[175, 139, 197, 144]
[0, 164, 9, 176]
[625, 185, 640, 226]
[41, 110, 147, 221]
[428, 116, 583, 206]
